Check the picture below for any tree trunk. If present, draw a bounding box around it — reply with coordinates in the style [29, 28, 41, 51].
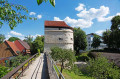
[59, 61, 64, 79]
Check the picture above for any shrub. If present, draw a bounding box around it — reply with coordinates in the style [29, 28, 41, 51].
[37, 49, 41, 56]
[7, 54, 29, 67]
[0, 65, 12, 78]
[85, 56, 120, 79]
[76, 55, 89, 61]
[76, 53, 89, 61]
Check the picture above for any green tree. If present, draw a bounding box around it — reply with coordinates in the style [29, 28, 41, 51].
[37, 0, 55, 7]
[74, 27, 87, 55]
[91, 34, 101, 49]
[8, 37, 20, 42]
[24, 35, 33, 44]
[0, 65, 12, 78]
[102, 30, 111, 49]
[110, 30, 120, 49]
[51, 47, 76, 78]
[0, 0, 55, 30]
[7, 54, 29, 67]
[0, 34, 5, 43]
[110, 15, 120, 50]
[32, 36, 44, 54]
[0, 0, 36, 30]
[111, 15, 120, 31]
[86, 56, 120, 79]
[24, 35, 33, 54]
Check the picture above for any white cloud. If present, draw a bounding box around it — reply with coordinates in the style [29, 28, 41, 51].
[64, 17, 93, 28]
[10, 31, 24, 36]
[116, 13, 120, 16]
[5, 34, 12, 40]
[37, 15, 42, 19]
[75, 3, 85, 11]
[7, 35, 12, 38]
[54, 4, 120, 28]
[54, 17, 62, 21]
[29, 12, 36, 16]
[97, 16, 114, 22]
[77, 6, 110, 21]
[95, 30, 105, 35]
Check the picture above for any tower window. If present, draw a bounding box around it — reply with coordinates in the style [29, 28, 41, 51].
[59, 38, 63, 40]
[59, 28, 62, 30]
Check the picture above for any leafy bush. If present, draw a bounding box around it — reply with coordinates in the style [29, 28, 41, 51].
[0, 65, 12, 78]
[7, 54, 29, 67]
[76, 55, 89, 61]
[37, 49, 41, 56]
[85, 56, 120, 79]
[76, 53, 89, 61]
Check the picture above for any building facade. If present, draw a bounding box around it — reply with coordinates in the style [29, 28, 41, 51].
[86, 33, 107, 51]
[44, 21, 74, 53]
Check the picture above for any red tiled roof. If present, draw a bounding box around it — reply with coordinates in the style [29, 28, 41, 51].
[15, 40, 25, 52]
[18, 40, 30, 49]
[44, 21, 73, 30]
[5, 41, 19, 55]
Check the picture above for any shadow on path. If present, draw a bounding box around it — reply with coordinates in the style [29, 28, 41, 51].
[41, 54, 50, 79]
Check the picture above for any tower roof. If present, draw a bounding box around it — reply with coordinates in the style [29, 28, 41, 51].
[44, 21, 73, 30]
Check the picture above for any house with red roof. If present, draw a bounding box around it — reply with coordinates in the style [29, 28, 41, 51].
[0, 41, 19, 58]
[0, 40, 30, 58]
[15, 40, 30, 54]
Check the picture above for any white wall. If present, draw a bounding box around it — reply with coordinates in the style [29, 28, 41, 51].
[44, 27, 74, 53]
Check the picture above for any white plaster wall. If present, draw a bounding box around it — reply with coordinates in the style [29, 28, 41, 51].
[44, 43, 73, 53]
[44, 27, 74, 53]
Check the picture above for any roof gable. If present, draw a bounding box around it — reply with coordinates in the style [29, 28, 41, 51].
[5, 41, 19, 55]
[18, 40, 30, 49]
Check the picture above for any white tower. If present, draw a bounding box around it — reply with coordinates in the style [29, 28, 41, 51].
[44, 21, 74, 53]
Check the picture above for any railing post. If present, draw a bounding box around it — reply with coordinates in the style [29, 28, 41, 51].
[22, 66, 23, 76]
[28, 60, 29, 68]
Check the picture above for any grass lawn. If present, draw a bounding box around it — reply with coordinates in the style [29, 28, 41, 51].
[54, 65, 93, 79]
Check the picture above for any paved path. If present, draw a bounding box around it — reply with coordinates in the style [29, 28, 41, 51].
[20, 53, 49, 79]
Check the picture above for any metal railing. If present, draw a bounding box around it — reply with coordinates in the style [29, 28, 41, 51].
[46, 53, 65, 79]
[1, 53, 38, 79]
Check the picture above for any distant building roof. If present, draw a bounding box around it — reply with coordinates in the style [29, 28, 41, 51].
[5, 41, 19, 55]
[87, 33, 96, 36]
[44, 21, 73, 30]
[87, 33, 102, 38]
[18, 40, 30, 49]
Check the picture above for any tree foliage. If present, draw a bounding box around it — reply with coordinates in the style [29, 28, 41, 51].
[6, 54, 29, 67]
[32, 36, 44, 54]
[8, 37, 20, 42]
[102, 16, 120, 50]
[102, 30, 111, 48]
[74, 27, 87, 54]
[111, 15, 120, 31]
[0, 34, 5, 43]
[24, 35, 33, 44]
[0, 65, 12, 78]
[91, 34, 101, 49]
[51, 47, 76, 76]
[86, 56, 120, 79]
[37, 0, 55, 7]
[0, 0, 37, 30]
[24, 35, 44, 55]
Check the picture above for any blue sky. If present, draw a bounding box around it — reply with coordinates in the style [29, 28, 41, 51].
[0, 0, 120, 40]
